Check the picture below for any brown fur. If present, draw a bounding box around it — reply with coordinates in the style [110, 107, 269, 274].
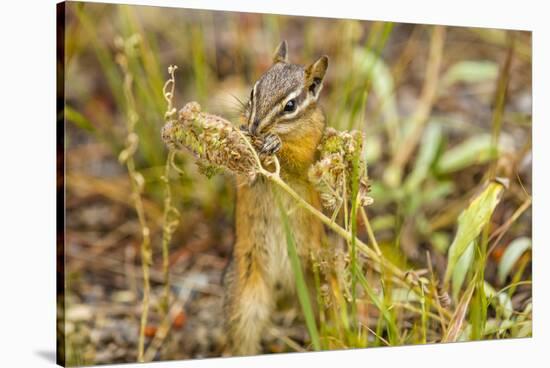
[223, 43, 328, 356]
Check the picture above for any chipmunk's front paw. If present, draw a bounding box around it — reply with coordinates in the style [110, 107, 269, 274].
[260, 133, 282, 155]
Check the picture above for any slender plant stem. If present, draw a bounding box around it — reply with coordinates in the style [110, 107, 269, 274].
[349, 176, 359, 332]
[488, 197, 532, 255]
[160, 67, 180, 317]
[360, 206, 382, 256]
[117, 43, 152, 363]
[171, 99, 453, 324]
[261, 165, 451, 320]
[267, 170, 414, 293]
[160, 152, 180, 316]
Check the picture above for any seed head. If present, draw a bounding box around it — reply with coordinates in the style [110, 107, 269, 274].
[161, 102, 259, 181]
[308, 127, 373, 210]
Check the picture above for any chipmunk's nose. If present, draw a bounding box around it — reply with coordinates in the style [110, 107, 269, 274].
[249, 118, 260, 136]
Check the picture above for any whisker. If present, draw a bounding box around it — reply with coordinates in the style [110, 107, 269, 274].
[228, 93, 247, 110]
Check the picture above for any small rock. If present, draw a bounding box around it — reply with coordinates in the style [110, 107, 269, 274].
[67, 305, 93, 322]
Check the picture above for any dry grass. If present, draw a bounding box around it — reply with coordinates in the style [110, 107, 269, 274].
[61, 2, 532, 365]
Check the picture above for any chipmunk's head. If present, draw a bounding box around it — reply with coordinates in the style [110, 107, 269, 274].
[244, 41, 328, 137]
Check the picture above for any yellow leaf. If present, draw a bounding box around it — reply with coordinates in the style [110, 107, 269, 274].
[444, 179, 507, 286]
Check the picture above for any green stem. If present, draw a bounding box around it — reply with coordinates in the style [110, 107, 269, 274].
[265, 168, 437, 309]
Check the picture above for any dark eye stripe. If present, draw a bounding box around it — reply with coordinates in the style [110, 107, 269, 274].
[284, 90, 307, 113]
[276, 92, 310, 123]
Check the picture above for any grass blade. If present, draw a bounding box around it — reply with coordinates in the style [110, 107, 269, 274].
[65, 105, 96, 133]
[403, 122, 442, 193]
[444, 179, 507, 286]
[355, 265, 399, 344]
[440, 60, 498, 88]
[275, 190, 321, 351]
[498, 237, 532, 284]
[451, 241, 475, 301]
[436, 134, 501, 174]
[442, 276, 476, 342]
[348, 140, 362, 330]
[352, 47, 398, 142]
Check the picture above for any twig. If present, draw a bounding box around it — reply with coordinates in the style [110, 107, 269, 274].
[385, 25, 446, 187]
[268, 327, 307, 353]
[361, 323, 390, 346]
[116, 36, 152, 363]
[489, 32, 515, 178]
[159, 66, 181, 316]
[143, 277, 198, 362]
[359, 206, 382, 256]
[426, 250, 449, 333]
[264, 161, 436, 305]
[159, 151, 180, 316]
[392, 302, 444, 324]
[488, 196, 532, 255]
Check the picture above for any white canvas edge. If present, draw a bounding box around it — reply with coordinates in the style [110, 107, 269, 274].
[0, 1, 547, 367]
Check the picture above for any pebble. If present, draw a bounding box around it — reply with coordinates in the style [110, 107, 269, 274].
[67, 305, 93, 322]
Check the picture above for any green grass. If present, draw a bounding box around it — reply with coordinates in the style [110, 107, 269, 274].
[276, 189, 321, 351]
[63, 2, 532, 362]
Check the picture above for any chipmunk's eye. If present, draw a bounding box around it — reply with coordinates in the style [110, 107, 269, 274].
[283, 99, 297, 113]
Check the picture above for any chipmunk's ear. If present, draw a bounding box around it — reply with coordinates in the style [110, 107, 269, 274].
[273, 40, 288, 63]
[305, 55, 328, 98]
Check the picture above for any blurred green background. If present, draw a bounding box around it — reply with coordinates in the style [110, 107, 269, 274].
[61, 2, 532, 365]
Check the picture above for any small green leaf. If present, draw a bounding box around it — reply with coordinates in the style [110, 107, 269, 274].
[391, 288, 419, 303]
[355, 265, 399, 343]
[419, 181, 455, 205]
[498, 237, 532, 284]
[452, 241, 475, 301]
[441, 60, 499, 87]
[431, 231, 451, 254]
[484, 282, 514, 320]
[65, 106, 96, 133]
[364, 134, 382, 164]
[517, 321, 532, 338]
[436, 134, 499, 174]
[353, 48, 398, 123]
[444, 180, 507, 285]
[404, 123, 442, 193]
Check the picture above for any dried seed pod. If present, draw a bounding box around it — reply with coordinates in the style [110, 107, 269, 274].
[161, 102, 259, 181]
[308, 127, 373, 210]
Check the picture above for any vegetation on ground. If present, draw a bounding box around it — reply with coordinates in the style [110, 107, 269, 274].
[61, 2, 532, 365]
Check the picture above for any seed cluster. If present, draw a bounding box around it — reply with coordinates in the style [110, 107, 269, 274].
[161, 102, 373, 209]
[161, 102, 259, 181]
[308, 127, 373, 211]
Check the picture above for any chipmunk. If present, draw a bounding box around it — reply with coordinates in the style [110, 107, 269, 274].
[223, 41, 329, 356]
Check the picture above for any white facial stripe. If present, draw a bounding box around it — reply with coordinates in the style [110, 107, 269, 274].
[256, 107, 280, 133]
[278, 80, 323, 122]
[278, 93, 314, 122]
[249, 81, 259, 124]
[253, 78, 324, 134]
[313, 81, 324, 98]
[282, 88, 303, 105]
[256, 86, 303, 133]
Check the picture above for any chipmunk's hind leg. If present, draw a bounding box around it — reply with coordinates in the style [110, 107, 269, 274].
[223, 258, 273, 356]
